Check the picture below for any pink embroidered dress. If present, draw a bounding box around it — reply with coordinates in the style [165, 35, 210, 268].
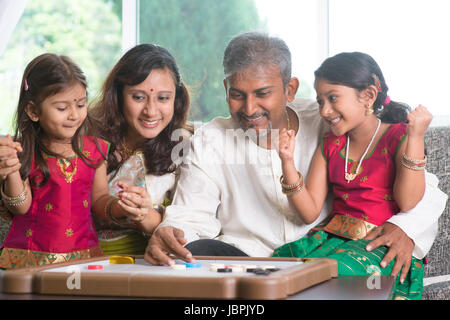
[321, 123, 407, 240]
[0, 136, 110, 269]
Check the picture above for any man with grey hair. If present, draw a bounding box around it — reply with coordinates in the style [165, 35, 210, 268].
[145, 32, 446, 282]
[223, 31, 292, 88]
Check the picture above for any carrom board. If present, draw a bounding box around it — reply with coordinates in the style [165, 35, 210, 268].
[1, 255, 337, 299]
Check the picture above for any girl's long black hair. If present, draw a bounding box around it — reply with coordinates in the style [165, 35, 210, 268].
[314, 52, 410, 123]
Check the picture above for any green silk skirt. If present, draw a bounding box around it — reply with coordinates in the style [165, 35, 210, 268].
[273, 230, 424, 300]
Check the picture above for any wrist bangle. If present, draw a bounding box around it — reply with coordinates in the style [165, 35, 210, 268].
[280, 171, 303, 189]
[282, 180, 305, 196]
[1, 180, 27, 207]
[281, 171, 305, 196]
[400, 159, 426, 171]
[401, 153, 426, 171]
[105, 196, 128, 226]
[402, 153, 427, 165]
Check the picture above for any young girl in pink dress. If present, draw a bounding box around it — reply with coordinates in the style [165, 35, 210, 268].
[273, 52, 432, 299]
[0, 53, 159, 269]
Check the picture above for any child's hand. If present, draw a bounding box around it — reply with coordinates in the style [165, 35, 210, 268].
[406, 105, 432, 138]
[116, 181, 153, 222]
[0, 134, 22, 180]
[277, 128, 296, 161]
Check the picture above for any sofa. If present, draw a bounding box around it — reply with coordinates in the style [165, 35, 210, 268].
[421, 126, 449, 300]
[0, 127, 448, 299]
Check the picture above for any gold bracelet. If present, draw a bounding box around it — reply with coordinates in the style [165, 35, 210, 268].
[283, 182, 305, 196]
[281, 172, 305, 195]
[103, 196, 114, 218]
[105, 196, 128, 226]
[400, 158, 426, 171]
[402, 153, 427, 165]
[1, 181, 27, 207]
[280, 171, 303, 189]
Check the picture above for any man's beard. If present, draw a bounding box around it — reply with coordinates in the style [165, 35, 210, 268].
[238, 112, 270, 133]
[238, 112, 275, 148]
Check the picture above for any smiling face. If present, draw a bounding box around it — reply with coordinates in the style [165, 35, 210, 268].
[224, 64, 297, 135]
[314, 79, 370, 137]
[26, 81, 87, 145]
[122, 67, 176, 148]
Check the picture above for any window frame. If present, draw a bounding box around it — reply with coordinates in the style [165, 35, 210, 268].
[122, 0, 139, 54]
[123, 0, 331, 64]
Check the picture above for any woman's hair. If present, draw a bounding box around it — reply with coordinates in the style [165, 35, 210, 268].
[88, 43, 191, 176]
[314, 52, 410, 123]
[13, 53, 93, 187]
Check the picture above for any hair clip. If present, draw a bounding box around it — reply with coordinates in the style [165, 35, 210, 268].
[383, 95, 391, 106]
[371, 74, 382, 92]
[24, 79, 29, 91]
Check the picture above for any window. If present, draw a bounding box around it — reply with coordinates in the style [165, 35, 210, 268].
[137, 0, 324, 122]
[1, 0, 448, 133]
[0, 0, 122, 134]
[329, 0, 450, 127]
[138, 0, 263, 121]
[254, 0, 326, 101]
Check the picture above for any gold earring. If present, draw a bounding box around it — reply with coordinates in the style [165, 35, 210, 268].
[365, 105, 374, 115]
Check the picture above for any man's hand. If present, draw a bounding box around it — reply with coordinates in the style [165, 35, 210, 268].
[144, 226, 194, 266]
[365, 222, 415, 283]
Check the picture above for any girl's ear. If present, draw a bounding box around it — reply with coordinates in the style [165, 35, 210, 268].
[360, 85, 378, 106]
[25, 102, 40, 122]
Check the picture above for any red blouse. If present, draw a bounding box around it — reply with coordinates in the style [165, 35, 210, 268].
[0, 136, 109, 269]
[322, 123, 407, 226]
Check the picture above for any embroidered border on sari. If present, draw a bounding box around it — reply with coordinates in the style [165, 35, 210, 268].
[0, 246, 103, 269]
[320, 214, 378, 240]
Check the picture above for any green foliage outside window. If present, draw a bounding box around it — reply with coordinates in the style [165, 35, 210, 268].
[0, 0, 265, 133]
[138, 0, 264, 121]
[0, 0, 122, 134]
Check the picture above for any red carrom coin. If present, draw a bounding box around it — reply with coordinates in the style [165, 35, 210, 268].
[88, 264, 103, 270]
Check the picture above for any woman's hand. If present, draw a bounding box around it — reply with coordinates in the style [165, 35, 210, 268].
[115, 181, 162, 234]
[116, 181, 152, 222]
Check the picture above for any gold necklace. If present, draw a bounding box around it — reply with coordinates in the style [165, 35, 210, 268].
[120, 142, 137, 157]
[56, 157, 78, 183]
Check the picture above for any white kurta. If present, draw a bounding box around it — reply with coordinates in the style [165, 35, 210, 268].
[159, 98, 447, 258]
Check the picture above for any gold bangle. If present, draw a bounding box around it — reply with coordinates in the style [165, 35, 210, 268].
[402, 153, 427, 165]
[282, 175, 305, 196]
[1, 181, 27, 207]
[283, 183, 305, 196]
[103, 196, 115, 218]
[280, 171, 303, 189]
[105, 196, 128, 226]
[400, 158, 426, 171]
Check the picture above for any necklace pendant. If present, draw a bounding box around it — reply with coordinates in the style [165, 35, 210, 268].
[57, 158, 77, 183]
[345, 172, 356, 183]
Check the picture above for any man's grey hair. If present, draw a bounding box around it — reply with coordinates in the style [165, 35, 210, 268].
[223, 31, 292, 88]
